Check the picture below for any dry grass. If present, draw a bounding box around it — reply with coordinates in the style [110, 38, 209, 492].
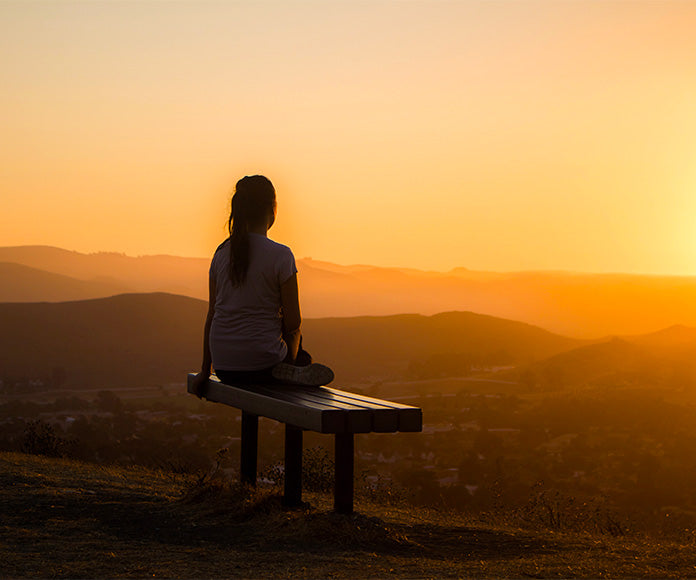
[2, 451, 695, 578]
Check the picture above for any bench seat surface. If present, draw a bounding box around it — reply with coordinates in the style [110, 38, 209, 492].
[187, 374, 422, 434]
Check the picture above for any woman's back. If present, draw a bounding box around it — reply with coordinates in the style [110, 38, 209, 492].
[209, 234, 297, 371]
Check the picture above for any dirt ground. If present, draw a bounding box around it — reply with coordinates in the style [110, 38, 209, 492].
[1, 452, 694, 578]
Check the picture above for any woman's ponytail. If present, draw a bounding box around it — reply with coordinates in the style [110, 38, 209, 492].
[227, 175, 276, 286]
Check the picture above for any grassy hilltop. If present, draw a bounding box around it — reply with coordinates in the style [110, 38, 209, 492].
[2, 452, 693, 578]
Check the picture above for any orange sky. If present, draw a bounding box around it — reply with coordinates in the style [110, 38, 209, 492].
[2, 1, 696, 274]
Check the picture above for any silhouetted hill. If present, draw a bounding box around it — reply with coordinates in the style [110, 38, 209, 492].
[0, 293, 207, 388]
[525, 338, 656, 388]
[0, 294, 582, 388]
[0, 245, 208, 299]
[5, 245, 696, 337]
[626, 324, 696, 350]
[512, 329, 696, 392]
[0, 262, 128, 302]
[303, 311, 584, 381]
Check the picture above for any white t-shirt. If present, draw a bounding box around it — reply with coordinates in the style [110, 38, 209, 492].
[209, 234, 297, 371]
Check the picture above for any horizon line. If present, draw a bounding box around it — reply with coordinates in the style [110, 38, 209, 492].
[2, 243, 696, 279]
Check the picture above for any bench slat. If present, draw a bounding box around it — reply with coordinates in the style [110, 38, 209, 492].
[186, 374, 423, 434]
[250, 385, 373, 433]
[320, 386, 419, 410]
[287, 387, 401, 432]
[188, 375, 346, 433]
[317, 386, 423, 432]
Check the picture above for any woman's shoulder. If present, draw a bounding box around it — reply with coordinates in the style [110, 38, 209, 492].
[252, 234, 294, 256]
[214, 238, 230, 253]
[209, 239, 230, 270]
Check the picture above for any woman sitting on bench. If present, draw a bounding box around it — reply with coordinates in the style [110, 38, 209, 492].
[192, 175, 333, 396]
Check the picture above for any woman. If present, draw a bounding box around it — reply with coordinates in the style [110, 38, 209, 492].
[192, 175, 333, 397]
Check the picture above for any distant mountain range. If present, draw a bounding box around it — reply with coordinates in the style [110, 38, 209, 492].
[0, 246, 207, 299]
[0, 293, 584, 389]
[0, 262, 128, 302]
[519, 329, 696, 392]
[1, 292, 695, 391]
[3, 245, 696, 337]
[0, 293, 206, 389]
[303, 310, 584, 381]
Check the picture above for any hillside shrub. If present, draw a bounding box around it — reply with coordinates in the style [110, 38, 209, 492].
[21, 420, 73, 458]
[514, 488, 627, 536]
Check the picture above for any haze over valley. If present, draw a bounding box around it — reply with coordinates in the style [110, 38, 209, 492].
[4, 245, 696, 338]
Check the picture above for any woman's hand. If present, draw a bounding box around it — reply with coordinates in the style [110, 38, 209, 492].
[191, 372, 210, 399]
[194, 275, 216, 399]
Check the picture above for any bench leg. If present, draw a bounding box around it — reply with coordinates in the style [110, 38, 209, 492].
[240, 411, 258, 486]
[334, 433, 354, 514]
[284, 425, 303, 507]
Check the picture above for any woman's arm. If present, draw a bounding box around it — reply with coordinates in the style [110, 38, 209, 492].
[192, 275, 216, 397]
[280, 273, 301, 363]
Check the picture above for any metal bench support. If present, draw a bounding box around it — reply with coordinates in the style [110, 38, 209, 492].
[284, 425, 303, 507]
[240, 411, 258, 486]
[334, 433, 354, 514]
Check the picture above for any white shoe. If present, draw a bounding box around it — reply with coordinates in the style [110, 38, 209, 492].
[272, 363, 334, 386]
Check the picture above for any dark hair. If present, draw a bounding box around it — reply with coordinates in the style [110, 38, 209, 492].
[228, 175, 276, 286]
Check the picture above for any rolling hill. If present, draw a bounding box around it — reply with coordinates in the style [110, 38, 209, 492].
[0, 293, 584, 389]
[0, 245, 209, 299]
[522, 338, 657, 388]
[0, 293, 208, 388]
[0, 262, 128, 302]
[511, 327, 696, 391]
[303, 311, 584, 381]
[625, 324, 696, 353]
[4, 245, 696, 337]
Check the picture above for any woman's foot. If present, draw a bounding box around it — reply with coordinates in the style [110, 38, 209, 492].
[272, 362, 334, 386]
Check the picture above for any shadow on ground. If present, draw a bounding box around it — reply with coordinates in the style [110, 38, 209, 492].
[4, 461, 561, 562]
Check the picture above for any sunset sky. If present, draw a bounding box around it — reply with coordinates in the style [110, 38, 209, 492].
[2, 1, 696, 274]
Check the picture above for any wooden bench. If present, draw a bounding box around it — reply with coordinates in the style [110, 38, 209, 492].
[187, 373, 422, 514]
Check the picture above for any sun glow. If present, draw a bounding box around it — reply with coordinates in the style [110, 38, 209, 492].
[2, 1, 696, 274]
